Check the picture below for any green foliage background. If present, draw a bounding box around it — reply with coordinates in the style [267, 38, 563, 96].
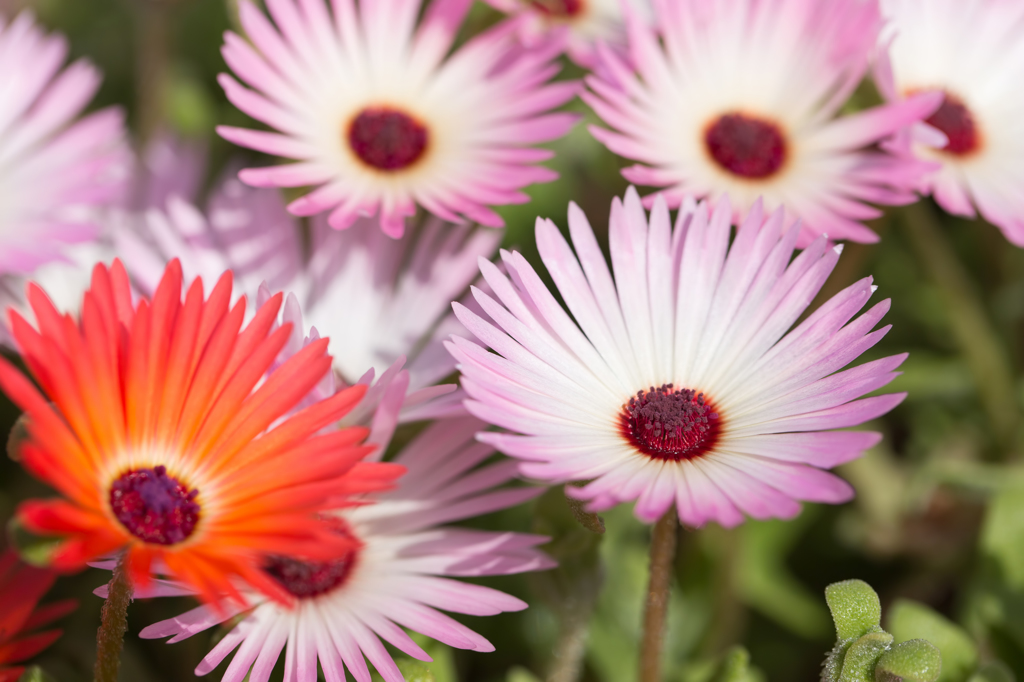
[2, 0, 1024, 680]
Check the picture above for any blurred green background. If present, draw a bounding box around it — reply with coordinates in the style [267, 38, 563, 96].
[2, 0, 1024, 680]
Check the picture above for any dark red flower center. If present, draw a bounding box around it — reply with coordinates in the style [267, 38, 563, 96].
[528, 0, 584, 17]
[620, 384, 720, 461]
[110, 466, 200, 545]
[347, 106, 429, 171]
[704, 113, 787, 179]
[264, 523, 359, 599]
[925, 93, 980, 156]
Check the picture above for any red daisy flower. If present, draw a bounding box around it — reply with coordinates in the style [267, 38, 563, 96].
[0, 259, 402, 607]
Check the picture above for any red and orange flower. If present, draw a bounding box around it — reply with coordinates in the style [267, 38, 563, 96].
[0, 260, 401, 607]
[0, 549, 77, 682]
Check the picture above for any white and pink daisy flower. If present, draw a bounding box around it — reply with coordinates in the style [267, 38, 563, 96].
[876, 0, 1024, 245]
[116, 177, 501, 399]
[447, 188, 906, 528]
[584, 0, 941, 245]
[111, 379, 552, 682]
[0, 134, 202, 348]
[0, 11, 127, 273]
[217, 0, 579, 238]
[483, 0, 649, 69]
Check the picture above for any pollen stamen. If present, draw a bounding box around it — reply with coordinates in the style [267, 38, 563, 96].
[926, 93, 981, 156]
[620, 384, 720, 461]
[704, 112, 787, 179]
[110, 466, 200, 545]
[263, 521, 360, 599]
[348, 106, 429, 171]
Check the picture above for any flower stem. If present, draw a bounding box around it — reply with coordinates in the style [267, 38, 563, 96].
[900, 201, 1020, 453]
[135, 0, 172, 146]
[94, 554, 132, 682]
[639, 509, 678, 682]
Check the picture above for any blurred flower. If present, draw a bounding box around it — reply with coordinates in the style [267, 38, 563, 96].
[483, 0, 649, 69]
[876, 0, 1024, 245]
[0, 259, 403, 606]
[0, 550, 77, 682]
[0, 11, 128, 274]
[216, 0, 579, 237]
[448, 188, 905, 528]
[116, 377, 552, 682]
[584, 0, 941, 245]
[0, 132, 205, 349]
[117, 175, 502, 409]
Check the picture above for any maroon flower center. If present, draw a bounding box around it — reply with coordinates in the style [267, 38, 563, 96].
[704, 112, 787, 179]
[347, 106, 429, 171]
[110, 466, 200, 545]
[620, 384, 720, 461]
[264, 523, 360, 599]
[925, 93, 980, 156]
[528, 0, 584, 17]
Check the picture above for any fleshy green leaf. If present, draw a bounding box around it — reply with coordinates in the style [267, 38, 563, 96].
[888, 600, 977, 682]
[826, 580, 884, 641]
[838, 631, 893, 682]
[875, 639, 942, 682]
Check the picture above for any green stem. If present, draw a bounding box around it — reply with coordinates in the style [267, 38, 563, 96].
[547, 608, 593, 682]
[639, 510, 678, 682]
[900, 201, 1020, 454]
[135, 0, 172, 147]
[94, 554, 132, 682]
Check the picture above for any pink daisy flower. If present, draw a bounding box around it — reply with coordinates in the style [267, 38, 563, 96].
[217, 0, 579, 237]
[0, 11, 127, 273]
[447, 188, 906, 528]
[483, 0, 650, 69]
[875, 0, 1024, 245]
[107, 377, 551, 682]
[117, 178, 502, 398]
[584, 0, 942, 246]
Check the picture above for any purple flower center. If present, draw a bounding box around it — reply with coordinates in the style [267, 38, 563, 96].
[264, 552, 358, 599]
[529, 0, 584, 17]
[110, 466, 200, 545]
[704, 113, 787, 179]
[348, 107, 429, 171]
[620, 384, 720, 461]
[264, 522, 360, 599]
[926, 93, 980, 156]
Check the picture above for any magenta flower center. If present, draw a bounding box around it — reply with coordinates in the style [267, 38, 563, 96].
[704, 113, 787, 179]
[620, 384, 720, 461]
[348, 107, 429, 171]
[926, 93, 980, 156]
[110, 466, 200, 545]
[264, 523, 360, 599]
[529, 0, 585, 17]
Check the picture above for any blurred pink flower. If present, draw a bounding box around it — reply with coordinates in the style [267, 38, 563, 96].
[110, 380, 552, 682]
[0, 12, 128, 273]
[448, 188, 905, 528]
[482, 0, 650, 69]
[584, 0, 940, 246]
[116, 176, 501, 410]
[217, 0, 579, 238]
[876, 0, 1024, 245]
